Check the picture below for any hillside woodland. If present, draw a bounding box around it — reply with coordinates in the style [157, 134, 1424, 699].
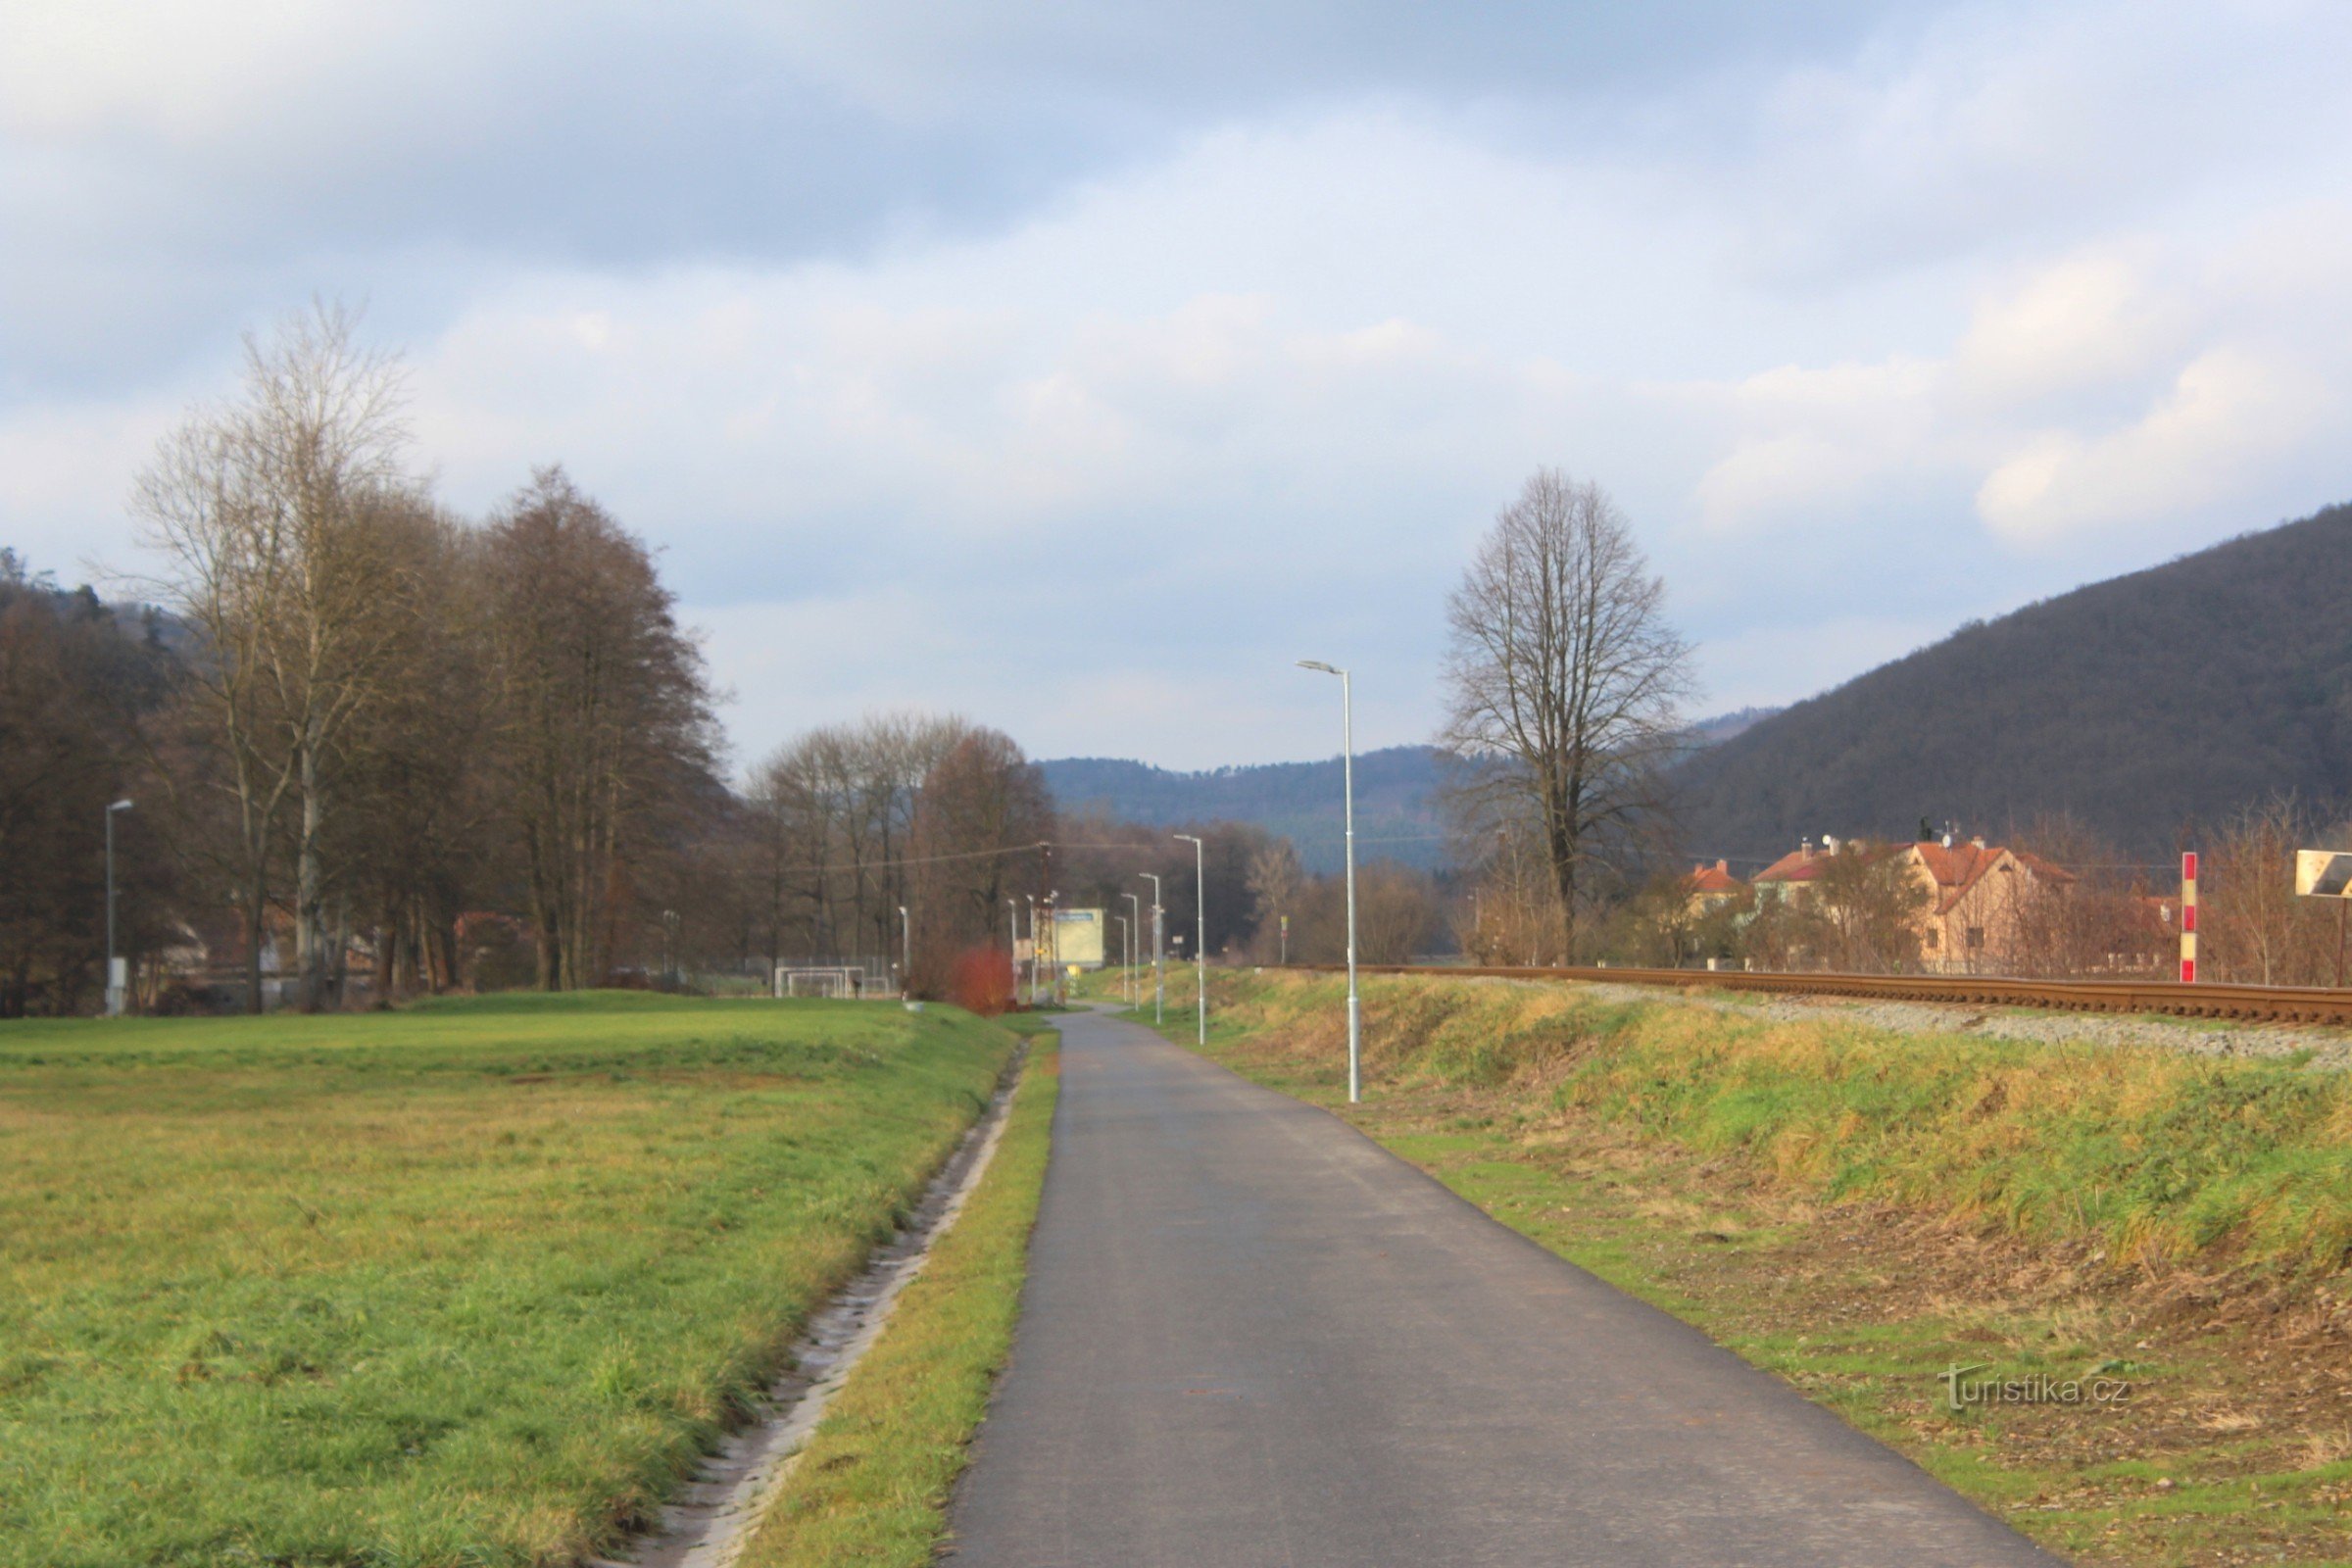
[1673, 501, 2352, 864]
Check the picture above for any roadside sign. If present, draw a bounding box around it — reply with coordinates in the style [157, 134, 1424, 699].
[2296, 850, 2352, 898]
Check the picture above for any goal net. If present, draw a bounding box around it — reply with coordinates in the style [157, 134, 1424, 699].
[775, 966, 859, 999]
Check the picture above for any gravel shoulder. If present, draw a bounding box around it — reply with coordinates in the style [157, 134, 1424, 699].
[1578, 980, 2352, 1066]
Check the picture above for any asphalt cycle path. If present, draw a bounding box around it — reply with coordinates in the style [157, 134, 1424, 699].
[944, 1005, 2066, 1567]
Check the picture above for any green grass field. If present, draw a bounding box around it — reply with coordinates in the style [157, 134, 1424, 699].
[0, 993, 1020, 1568]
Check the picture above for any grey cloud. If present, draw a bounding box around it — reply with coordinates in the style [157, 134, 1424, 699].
[4, 1, 1919, 395]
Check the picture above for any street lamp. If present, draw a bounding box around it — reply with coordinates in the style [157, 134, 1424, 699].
[1122, 891, 1142, 1006]
[1112, 912, 1128, 1004]
[1024, 895, 1038, 1005]
[898, 905, 911, 998]
[105, 799, 134, 1018]
[1139, 872, 1164, 1025]
[1045, 890, 1061, 1005]
[1175, 833, 1206, 1047]
[1298, 660, 1361, 1103]
[1005, 897, 1019, 1001]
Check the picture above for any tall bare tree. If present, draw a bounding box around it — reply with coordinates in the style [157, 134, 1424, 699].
[332, 497, 496, 997]
[906, 726, 1051, 991]
[482, 468, 716, 990]
[1440, 468, 1695, 959]
[1245, 838, 1305, 961]
[132, 301, 412, 1010]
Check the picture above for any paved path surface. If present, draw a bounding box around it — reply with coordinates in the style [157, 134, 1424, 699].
[944, 1006, 2066, 1567]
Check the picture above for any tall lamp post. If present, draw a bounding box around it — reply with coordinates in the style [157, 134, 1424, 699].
[1174, 833, 1206, 1046]
[1122, 891, 1142, 1006]
[1005, 897, 1019, 1003]
[1139, 872, 1164, 1025]
[105, 798, 134, 1018]
[1024, 895, 1038, 1005]
[898, 905, 911, 998]
[1298, 660, 1361, 1102]
[1045, 890, 1061, 1005]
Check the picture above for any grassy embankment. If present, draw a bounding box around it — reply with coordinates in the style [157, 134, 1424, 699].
[740, 1024, 1059, 1566]
[0, 993, 1022, 1568]
[1104, 965, 2352, 1567]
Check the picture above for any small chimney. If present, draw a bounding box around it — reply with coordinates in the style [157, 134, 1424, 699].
[1971, 835, 1986, 851]
[1824, 834, 1840, 855]
[1801, 837, 1813, 858]
[1716, 859, 1729, 874]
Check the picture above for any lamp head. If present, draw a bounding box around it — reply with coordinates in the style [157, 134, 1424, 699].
[1297, 660, 1340, 675]
[109, 799, 134, 812]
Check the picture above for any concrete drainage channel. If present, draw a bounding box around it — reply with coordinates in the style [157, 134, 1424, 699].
[597, 1045, 1028, 1568]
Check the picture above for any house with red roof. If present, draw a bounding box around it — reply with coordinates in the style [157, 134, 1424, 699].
[1683, 858, 1745, 916]
[1751, 833, 2076, 972]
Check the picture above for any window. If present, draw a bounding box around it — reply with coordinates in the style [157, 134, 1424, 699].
[1967, 926, 1985, 950]
[1925, 927, 1939, 950]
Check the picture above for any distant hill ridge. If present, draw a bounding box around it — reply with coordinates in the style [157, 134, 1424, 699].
[1670, 499, 2352, 864]
[1040, 707, 1781, 874]
[1037, 747, 1451, 872]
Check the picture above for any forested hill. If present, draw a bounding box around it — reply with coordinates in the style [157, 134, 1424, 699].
[1037, 748, 1450, 872]
[1671, 500, 2352, 865]
[1040, 707, 1781, 874]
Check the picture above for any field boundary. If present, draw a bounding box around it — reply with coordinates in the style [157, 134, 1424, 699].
[602, 1044, 1030, 1568]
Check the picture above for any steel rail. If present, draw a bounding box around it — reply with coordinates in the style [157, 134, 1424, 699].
[1280, 962, 2352, 1026]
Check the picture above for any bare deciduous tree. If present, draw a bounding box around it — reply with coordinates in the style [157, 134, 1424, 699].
[907, 726, 1052, 991]
[1440, 468, 1695, 959]
[483, 468, 716, 990]
[1245, 838, 1305, 961]
[1804, 844, 1931, 974]
[132, 301, 413, 1010]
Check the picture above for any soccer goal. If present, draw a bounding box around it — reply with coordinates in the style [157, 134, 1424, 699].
[774, 965, 860, 999]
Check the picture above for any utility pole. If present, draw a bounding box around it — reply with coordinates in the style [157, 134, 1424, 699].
[1140, 872, 1164, 1025]
[898, 905, 911, 998]
[1005, 897, 1019, 1004]
[1024, 895, 1038, 1004]
[1298, 661, 1361, 1102]
[105, 799, 134, 1017]
[1175, 833, 1206, 1046]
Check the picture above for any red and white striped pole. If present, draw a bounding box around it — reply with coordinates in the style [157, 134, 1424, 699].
[2180, 851, 2198, 984]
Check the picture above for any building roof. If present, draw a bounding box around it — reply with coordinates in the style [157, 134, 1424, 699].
[1686, 859, 1742, 895]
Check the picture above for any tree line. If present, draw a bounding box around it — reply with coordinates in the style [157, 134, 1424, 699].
[3, 304, 1443, 1015]
[3, 305, 729, 1015]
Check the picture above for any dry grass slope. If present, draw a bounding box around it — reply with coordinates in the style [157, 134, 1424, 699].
[1205, 970, 2352, 1276]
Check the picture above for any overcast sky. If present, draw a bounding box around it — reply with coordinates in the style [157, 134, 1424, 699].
[7, 1, 2350, 771]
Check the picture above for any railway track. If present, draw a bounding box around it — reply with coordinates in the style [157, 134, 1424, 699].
[1288, 962, 2352, 1027]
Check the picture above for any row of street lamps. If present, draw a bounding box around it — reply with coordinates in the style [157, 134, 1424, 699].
[1108, 663, 1361, 1102]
